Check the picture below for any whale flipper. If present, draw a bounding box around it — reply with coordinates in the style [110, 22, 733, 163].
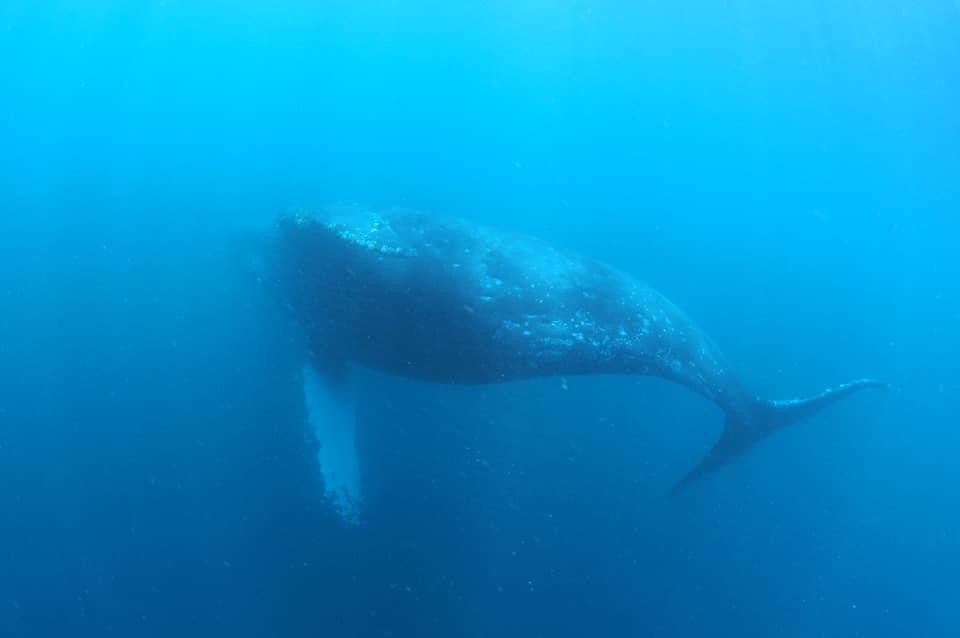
[302, 362, 362, 522]
[673, 379, 888, 494]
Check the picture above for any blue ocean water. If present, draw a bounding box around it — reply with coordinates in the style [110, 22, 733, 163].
[1, 1, 958, 636]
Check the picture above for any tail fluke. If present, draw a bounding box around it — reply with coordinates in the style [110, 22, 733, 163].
[673, 379, 888, 494]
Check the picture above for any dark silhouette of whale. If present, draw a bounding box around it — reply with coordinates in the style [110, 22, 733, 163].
[275, 204, 885, 493]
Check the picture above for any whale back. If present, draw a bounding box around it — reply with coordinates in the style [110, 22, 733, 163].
[277, 206, 742, 394]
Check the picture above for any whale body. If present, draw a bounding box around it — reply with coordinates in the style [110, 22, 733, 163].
[274, 204, 884, 495]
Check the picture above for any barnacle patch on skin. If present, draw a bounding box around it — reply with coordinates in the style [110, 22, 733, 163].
[330, 213, 418, 257]
[295, 205, 420, 258]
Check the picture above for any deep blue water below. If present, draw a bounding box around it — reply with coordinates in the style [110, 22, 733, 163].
[0, 2, 958, 636]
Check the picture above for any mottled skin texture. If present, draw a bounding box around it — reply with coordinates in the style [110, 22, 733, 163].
[276, 204, 885, 490]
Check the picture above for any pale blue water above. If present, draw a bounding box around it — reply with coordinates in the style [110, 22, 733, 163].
[0, 2, 957, 636]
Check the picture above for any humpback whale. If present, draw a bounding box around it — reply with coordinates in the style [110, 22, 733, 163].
[273, 204, 884, 506]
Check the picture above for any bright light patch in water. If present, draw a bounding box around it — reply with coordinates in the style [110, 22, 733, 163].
[302, 364, 362, 522]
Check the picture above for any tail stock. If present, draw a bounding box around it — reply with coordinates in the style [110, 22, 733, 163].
[673, 379, 888, 494]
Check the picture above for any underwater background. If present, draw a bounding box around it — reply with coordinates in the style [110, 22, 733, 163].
[1, 1, 958, 636]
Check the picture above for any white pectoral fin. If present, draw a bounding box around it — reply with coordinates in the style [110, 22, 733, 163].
[302, 363, 362, 522]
